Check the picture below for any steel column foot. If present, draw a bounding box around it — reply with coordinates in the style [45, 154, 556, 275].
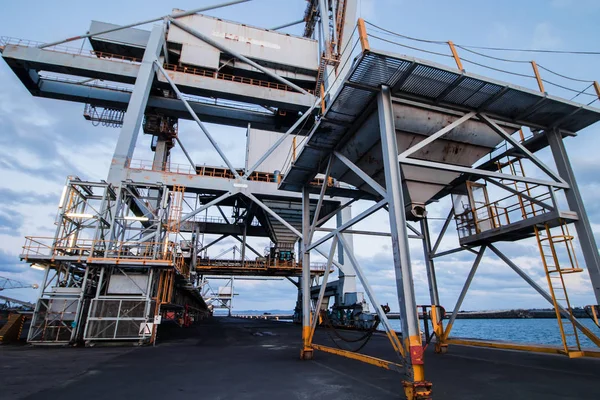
[434, 342, 448, 354]
[300, 348, 314, 360]
[403, 380, 432, 400]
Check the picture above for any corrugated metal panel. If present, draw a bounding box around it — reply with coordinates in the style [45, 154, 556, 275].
[167, 13, 319, 72]
[247, 129, 299, 173]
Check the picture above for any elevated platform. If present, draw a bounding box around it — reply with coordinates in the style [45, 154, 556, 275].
[280, 49, 600, 204]
[459, 209, 579, 246]
[0, 38, 314, 133]
[196, 258, 330, 277]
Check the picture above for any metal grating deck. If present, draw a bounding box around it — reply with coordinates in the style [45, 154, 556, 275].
[280, 48, 600, 193]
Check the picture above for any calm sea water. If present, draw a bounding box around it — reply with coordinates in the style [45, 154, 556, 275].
[233, 310, 600, 349]
[385, 318, 600, 349]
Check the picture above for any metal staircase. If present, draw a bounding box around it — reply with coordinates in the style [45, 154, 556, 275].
[496, 131, 584, 357]
[0, 313, 26, 343]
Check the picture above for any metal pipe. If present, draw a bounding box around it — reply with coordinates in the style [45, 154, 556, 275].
[168, 18, 311, 96]
[484, 178, 554, 211]
[39, 0, 251, 48]
[155, 63, 241, 179]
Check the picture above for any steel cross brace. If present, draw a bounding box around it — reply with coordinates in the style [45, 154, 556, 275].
[488, 244, 600, 348]
[155, 63, 241, 180]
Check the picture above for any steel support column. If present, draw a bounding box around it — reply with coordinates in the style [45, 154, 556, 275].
[378, 85, 430, 394]
[420, 218, 439, 306]
[301, 185, 313, 359]
[547, 128, 600, 304]
[107, 25, 165, 185]
[336, 206, 358, 306]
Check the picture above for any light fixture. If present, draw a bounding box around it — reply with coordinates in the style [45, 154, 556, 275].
[124, 216, 150, 222]
[31, 264, 46, 271]
[65, 213, 94, 218]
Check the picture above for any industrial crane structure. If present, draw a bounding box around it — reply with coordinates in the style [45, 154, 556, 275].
[0, 276, 39, 291]
[2, 0, 600, 398]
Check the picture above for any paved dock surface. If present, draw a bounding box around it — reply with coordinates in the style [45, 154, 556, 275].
[1, 317, 599, 399]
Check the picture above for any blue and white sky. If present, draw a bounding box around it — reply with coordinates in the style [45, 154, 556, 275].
[2, 0, 600, 312]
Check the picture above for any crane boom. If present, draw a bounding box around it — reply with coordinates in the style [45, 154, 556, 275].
[0, 276, 39, 291]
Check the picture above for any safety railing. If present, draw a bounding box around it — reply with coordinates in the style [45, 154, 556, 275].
[22, 236, 180, 265]
[456, 188, 554, 238]
[0, 36, 142, 64]
[163, 63, 314, 95]
[128, 159, 197, 175]
[196, 258, 332, 273]
[127, 160, 355, 191]
[193, 215, 261, 227]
